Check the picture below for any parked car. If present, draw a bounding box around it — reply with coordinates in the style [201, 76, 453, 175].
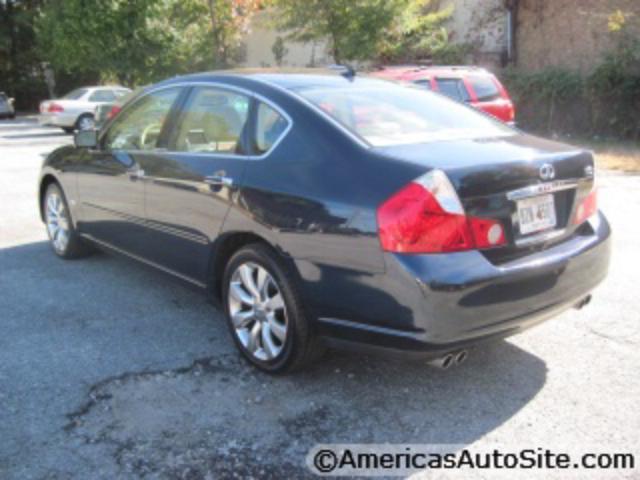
[0, 92, 15, 119]
[38, 70, 609, 373]
[94, 87, 145, 129]
[370, 65, 516, 125]
[39, 86, 131, 133]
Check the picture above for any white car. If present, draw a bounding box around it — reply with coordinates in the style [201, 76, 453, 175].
[39, 86, 131, 133]
[0, 92, 15, 119]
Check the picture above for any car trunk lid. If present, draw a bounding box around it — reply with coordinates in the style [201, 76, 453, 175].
[375, 133, 596, 256]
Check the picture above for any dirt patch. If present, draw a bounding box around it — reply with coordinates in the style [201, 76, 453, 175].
[568, 139, 640, 172]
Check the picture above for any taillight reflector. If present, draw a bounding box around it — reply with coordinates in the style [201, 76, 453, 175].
[377, 170, 506, 253]
[107, 105, 122, 120]
[573, 187, 598, 225]
[48, 103, 64, 113]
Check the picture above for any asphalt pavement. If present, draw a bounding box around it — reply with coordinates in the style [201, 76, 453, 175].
[1, 118, 639, 479]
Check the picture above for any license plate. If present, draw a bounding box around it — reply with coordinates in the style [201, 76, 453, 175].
[517, 194, 557, 235]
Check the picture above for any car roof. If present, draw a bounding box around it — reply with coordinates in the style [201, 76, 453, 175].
[161, 68, 393, 91]
[373, 65, 493, 79]
[76, 86, 131, 92]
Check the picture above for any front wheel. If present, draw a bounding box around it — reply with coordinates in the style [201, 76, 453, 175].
[222, 244, 325, 373]
[43, 183, 93, 259]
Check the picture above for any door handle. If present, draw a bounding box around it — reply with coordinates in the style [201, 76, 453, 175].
[204, 174, 233, 187]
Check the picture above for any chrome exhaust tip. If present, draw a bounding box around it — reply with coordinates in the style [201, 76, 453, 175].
[574, 294, 592, 310]
[454, 350, 468, 365]
[427, 353, 455, 370]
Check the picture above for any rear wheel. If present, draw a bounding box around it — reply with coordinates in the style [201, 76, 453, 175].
[43, 183, 92, 259]
[62, 127, 75, 134]
[75, 114, 94, 131]
[222, 244, 324, 373]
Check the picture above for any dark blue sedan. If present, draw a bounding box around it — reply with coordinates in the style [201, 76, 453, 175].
[38, 69, 610, 372]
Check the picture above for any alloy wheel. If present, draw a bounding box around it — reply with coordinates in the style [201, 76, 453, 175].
[228, 262, 288, 361]
[78, 116, 95, 131]
[45, 192, 70, 254]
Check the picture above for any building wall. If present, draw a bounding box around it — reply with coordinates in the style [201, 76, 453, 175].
[516, 0, 639, 72]
[241, 10, 330, 68]
[445, 0, 509, 67]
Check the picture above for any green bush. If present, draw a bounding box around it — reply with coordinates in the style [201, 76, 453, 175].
[502, 31, 640, 141]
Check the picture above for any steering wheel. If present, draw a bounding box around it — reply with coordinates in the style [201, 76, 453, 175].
[140, 123, 162, 149]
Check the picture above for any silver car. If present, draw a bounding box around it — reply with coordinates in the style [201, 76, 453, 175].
[0, 92, 15, 119]
[39, 86, 131, 133]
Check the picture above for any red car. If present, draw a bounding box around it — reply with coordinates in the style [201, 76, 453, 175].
[370, 65, 515, 125]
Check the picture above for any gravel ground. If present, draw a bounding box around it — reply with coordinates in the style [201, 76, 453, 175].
[1, 118, 639, 479]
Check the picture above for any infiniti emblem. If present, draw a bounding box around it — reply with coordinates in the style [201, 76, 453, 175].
[539, 163, 555, 181]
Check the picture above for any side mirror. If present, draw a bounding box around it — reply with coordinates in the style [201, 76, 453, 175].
[74, 129, 98, 149]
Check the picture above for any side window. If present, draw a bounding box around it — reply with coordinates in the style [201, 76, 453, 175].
[89, 90, 117, 102]
[103, 88, 181, 151]
[435, 78, 470, 103]
[413, 79, 432, 90]
[174, 87, 250, 154]
[254, 102, 288, 155]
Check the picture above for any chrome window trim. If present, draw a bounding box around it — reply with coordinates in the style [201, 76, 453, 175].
[259, 78, 372, 149]
[99, 81, 293, 161]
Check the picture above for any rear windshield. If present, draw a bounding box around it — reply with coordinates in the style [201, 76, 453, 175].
[62, 88, 88, 100]
[297, 84, 512, 147]
[469, 75, 501, 102]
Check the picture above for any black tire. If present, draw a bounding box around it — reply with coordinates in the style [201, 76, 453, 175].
[222, 243, 325, 373]
[75, 113, 95, 131]
[43, 183, 93, 259]
[62, 127, 75, 134]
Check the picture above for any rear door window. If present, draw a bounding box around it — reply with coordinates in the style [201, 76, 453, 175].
[469, 76, 501, 102]
[89, 90, 118, 103]
[173, 87, 250, 154]
[435, 78, 470, 103]
[254, 102, 289, 155]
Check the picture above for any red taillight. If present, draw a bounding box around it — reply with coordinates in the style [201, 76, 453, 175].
[506, 101, 515, 122]
[48, 103, 64, 113]
[573, 187, 598, 225]
[107, 105, 122, 120]
[377, 170, 506, 253]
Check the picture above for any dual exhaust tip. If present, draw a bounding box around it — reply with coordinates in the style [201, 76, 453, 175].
[427, 350, 468, 370]
[427, 294, 594, 370]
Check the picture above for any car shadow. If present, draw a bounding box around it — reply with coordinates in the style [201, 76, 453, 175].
[1, 240, 547, 477]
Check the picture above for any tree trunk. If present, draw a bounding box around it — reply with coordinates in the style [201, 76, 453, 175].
[207, 0, 228, 67]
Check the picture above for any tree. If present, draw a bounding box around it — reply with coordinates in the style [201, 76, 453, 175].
[268, 0, 456, 64]
[36, 0, 261, 87]
[268, 0, 402, 63]
[271, 36, 287, 66]
[206, 0, 260, 67]
[377, 0, 457, 63]
[0, 0, 48, 108]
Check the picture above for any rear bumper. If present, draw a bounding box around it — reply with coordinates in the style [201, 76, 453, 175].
[316, 212, 611, 357]
[38, 113, 76, 128]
